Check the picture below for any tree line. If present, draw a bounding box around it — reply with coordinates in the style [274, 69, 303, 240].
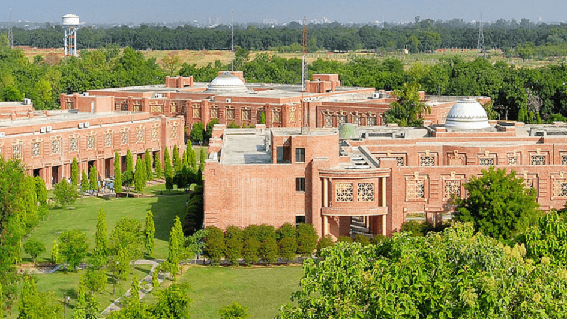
[6, 18, 567, 52]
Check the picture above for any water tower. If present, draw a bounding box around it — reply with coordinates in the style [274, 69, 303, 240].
[62, 14, 80, 57]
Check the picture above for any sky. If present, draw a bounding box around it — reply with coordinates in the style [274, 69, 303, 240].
[6, 0, 567, 25]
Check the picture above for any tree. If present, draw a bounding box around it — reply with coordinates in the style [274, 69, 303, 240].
[259, 237, 278, 265]
[71, 157, 79, 186]
[51, 240, 60, 264]
[58, 230, 89, 269]
[203, 226, 225, 265]
[154, 152, 162, 179]
[0, 282, 4, 319]
[190, 122, 205, 143]
[82, 268, 107, 293]
[296, 223, 318, 256]
[316, 235, 334, 256]
[125, 150, 134, 173]
[53, 179, 79, 208]
[23, 239, 45, 263]
[150, 283, 191, 319]
[384, 82, 430, 127]
[89, 165, 98, 192]
[94, 208, 108, 263]
[199, 148, 207, 171]
[81, 169, 88, 193]
[524, 210, 567, 265]
[187, 143, 197, 169]
[114, 152, 122, 193]
[241, 238, 260, 266]
[278, 237, 297, 263]
[144, 210, 155, 258]
[34, 176, 47, 206]
[164, 148, 173, 191]
[134, 159, 146, 193]
[172, 145, 182, 172]
[206, 118, 219, 141]
[110, 217, 144, 261]
[21, 176, 39, 230]
[18, 276, 62, 318]
[218, 302, 250, 319]
[278, 223, 567, 318]
[144, 149, 153, 180]
[454, 167, 540, 240]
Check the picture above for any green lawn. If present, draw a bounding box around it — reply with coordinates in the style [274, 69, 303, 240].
[23, 191, 190, 263]
[177, 265, 304, 319]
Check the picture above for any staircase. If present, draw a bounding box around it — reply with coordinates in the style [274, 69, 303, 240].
[350, 216, 372, 238]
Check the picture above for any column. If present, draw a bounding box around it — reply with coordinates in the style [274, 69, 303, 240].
[382, 177, 387, 236]
[382, 215, 386, 236]
[323, 178, 328, 207]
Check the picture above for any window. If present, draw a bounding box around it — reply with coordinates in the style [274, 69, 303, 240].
[12, 143, 22, 160]
[406, 180, 425, 199]
[479, 158, 494, 166]
[133, 101, 142, 112]
[151, 104, 162, 113]
[295, 216, 306, 226]
[508, 155, 519, 165]
[420, 156, 435, 167]
[289, 108, 295, 123]
[121, 131, 128, 145]
[136, 128, 144, 142]
[104, 132, 112, 147]
[367, 116, 376, 126]
[272, 109, 281, 123]
[226, 108, 235, 120]
[324, 114, 333, 127]
[352, 115, 361, 126]
[87, 135, 95, 149]
[152, 127, 158, 140]
[338, 114, 346, 126]
[553, 179, 567, 197]
[531, 155, 546, 165]
[396, 157, 404, 167]
[192, 106, 201, 118]
[357, 183, 374, 202]
[295, 148, 305, 163]
[211, 108, 218, 119]
[336, 183, 354, 202]
[171, 125, 178, 139]
[32, 141, 41, 157]
[242, 109, 251, 121]
[562, 155, 567, 165]
[296, 177, 305, 192]
[51, 138, 61, 154]
[170, 102, 177, 113]
[444, 180, 461, 199]
[69, 137, 78, 152]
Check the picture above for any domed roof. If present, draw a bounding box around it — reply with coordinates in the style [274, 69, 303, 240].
[444, 98, 490, 130]
[206, 72, 248, 93]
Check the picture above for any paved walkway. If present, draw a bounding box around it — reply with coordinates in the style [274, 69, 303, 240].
[101, 260, 163, 315]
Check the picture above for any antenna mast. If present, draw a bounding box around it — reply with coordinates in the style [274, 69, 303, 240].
[231, 9, 234, 71]
[8, 8, 13, 48]
[301, 17, 308, 92]
[477, 14, 486, 58]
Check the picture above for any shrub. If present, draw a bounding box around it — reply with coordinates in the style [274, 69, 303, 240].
[225, 237, 242, 266]
[337, 236, 353, 243]
[203, 226, 225, 265]
[400, 220, 433, 237]
[259, 237, 278, 265]
[225, 226, 244, 242]
[277, 223, 296, 241]
[241, 238, 260, 266]
[23, 239, 45, 263]
[218, 302, 250, 319]
[354, 234, 371, 246]
[278, 237, 297, 263]
[296, 223, 318, 256]
[370, 234, 388, 245]
[316, 235, 335, 256]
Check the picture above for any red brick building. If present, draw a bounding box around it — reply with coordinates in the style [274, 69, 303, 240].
[204, 99, 567, 239]
[0, 101, 184, 189]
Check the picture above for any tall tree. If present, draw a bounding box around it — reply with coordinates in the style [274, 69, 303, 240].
[454, 167, 540, 240]
[71, 157, 79, 186]
[34, 176, 47, 206]
[154, 152, 162, 179]
[384, 82, 430, 127]
[166, 217, 184, 279]
[53, 180, 79, 208]
[80, 169, 88, 193]
[199, 148, 207, 172]
[125, 150, 134, 174]
[114, 152, 122, 193]
[144, 149, 153, 181]
[187, 144, 197, 170]
[94, 208, 108, 263]
[134, 159, 146, 193]
[164, 148, 173, 191]
[144, 210, 155, 258]
[88, 165, 98, 192]
[172, 145, 182, 172]
[58, 230, 89, 269]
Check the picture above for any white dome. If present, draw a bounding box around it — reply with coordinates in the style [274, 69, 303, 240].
[444, 98, 490, 130]
[206, 72, 248, 93]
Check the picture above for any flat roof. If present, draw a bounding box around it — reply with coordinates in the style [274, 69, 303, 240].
[0, 110, 148, 129]
[220, 131, 272, 165]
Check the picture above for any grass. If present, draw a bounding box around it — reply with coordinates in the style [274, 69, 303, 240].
[22, 190, 190, 264]
[175, 265, 304, 319]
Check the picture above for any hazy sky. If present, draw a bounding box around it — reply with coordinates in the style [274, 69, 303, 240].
[7, 0, 567, 24]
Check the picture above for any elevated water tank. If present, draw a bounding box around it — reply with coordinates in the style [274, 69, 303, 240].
[62, 14, 80, 26]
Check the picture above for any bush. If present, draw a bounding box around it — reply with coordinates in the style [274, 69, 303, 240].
[277, 223, 296, 241]
[53, 179, 79, 207]
[278, 237, 297, 263]
[190, 122, 205, 142]
[225, 237, 242, 266]
[337, 236, 353, 243]
[370, 234, 388, 245]
[218, 302, 250, 319]
[354, 234, 371, 246]
[259, 237, 278, 265]
[242, 238, 260, 266]
[400, 220, 433, 237]
[225, 226, 244, 242]
[296, 223, 318, 256]
[203, 226, 225, 265]
[316, 235, 335, 256]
